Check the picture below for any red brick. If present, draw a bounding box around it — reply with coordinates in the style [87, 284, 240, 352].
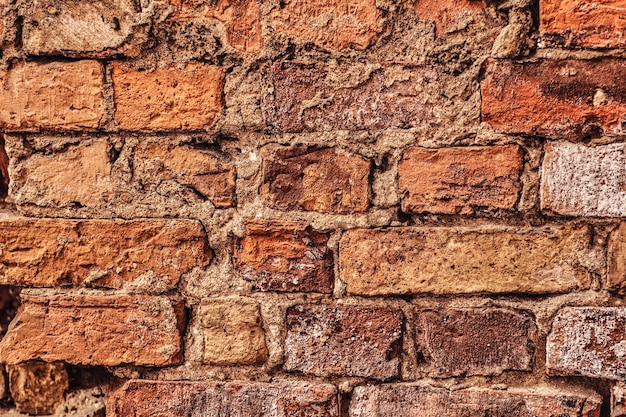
[284, 304, 403, 380]
[260, 145, 370, 214]
[414, 0, 488, 36]
[340, 226, 596, 296]
[112, 62, 224, 131]
[541, 0, 626, 49]
[261, 63, 434, 133]
[23, 0, 148, 57]
[107, 380, 339, 416]
[541, 141, 626, 217]
[267, 0, 383, 50]
[416, 308, 536, 377]
[0, 217, 211, 291]
[0, 294, 185, 366]
[168, 0, 262, 52]
[233, 221, 334, 293]
[349, 385, 602, 417]
[0, 61, 105, 131]
[8, 362, 68, 415]
[399, 145, 523, 214]
[482, 58, 626, 138]
[547, 307, 626, 379]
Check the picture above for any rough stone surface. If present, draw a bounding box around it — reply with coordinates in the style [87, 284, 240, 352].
[482, 58, 626, 138]
[399, 145, 523, 214]
[349, 385, 602, 417]
[0, 364, 7, 400]
[414, 0, 489, 36]
[340, 226, 596, 296]
[609, 223, 626, 293]
[261, 63, 435, 133]
[200, 296, 268, 365]
[613, 382, 626, 417]
[284, 304, 403, 380]
[8, 362, 68, 415]
[547, 307, 626, 379]
[22, 0, 151, 57]
[541, 0, 626, 48]
[168, 0, 262, 52]
[0, 61, 105, 131]
[541, 141, 626, 217]
[112, 62, 224, 131]
[107, 380, 339, 416]
[268, 0, 383, 50]
[415, 308, 537, 377]
[0, 294, 185, 366]
[134, 142, 236, 208]
[260, 145, 370, 214]
[0, 217, 210, 291]
[233, 221, 334, 293]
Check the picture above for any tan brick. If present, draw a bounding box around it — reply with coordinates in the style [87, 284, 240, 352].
[399, 145, 523, 214]
[135, 143, 236, 208]
[261, 146, 370, 214]
[613, 383, 626, 417]
[268, 0, 383, 50]
[284, 304, 403, 380]
[414, 0, 488, 36]
[0, 217, 211, 291]
[261, 63, 434, 133]
[8, 362, 68, 415]
[350, 385, 602, 417]
[0, 61, 105, 131]
[200, 296, 268, 365]
[107, 380, 339, 416]
[0, 294, 185, 366]
[23, 0, 149, 57]
[233, 221, 334, 293]
[340, 226, 595, 296]
[112, 62, 224, 130]
[542, 141, 626, 217]
[12, 139, 114, 209]
[547, 307, 626, 379]
[609, 223, 626, 293]
[416, 308, 536, 377]
[482, 58, 626, 138]
[168, 0, 261, 52]
[541, 0, 626, 49]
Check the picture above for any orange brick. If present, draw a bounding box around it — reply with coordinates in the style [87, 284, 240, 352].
[112, 62, 224, 131]
[414, 0, 487, 36]
[0, 61, 105, 131]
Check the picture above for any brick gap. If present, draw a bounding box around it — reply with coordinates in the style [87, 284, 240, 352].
[0, 136, 8, 200]
[0, 286, 20, 339]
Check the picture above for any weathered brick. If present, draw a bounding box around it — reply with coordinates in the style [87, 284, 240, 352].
[609, 223, 626, 292]
[262, 63, 434, 133]
[107, 380, 338, 416]
[0, 294, 185, 366]
[0, 217, 210, 291]
[613, 382, 626, 417]
[260, 145, 370, 214]
[541, 0, 626, 49]
[168, 0, 261, 52]
[200, 296, 268, 365]
[542, 141, 626, 217]
[482, 58, 626, 138]
[414, 0, 488, 36]
[23, 0, 149, 57]
[112, 62, 224, 131]
[268, 0, 383, 50]
[134, 143, 236, 208]
[416, 308, 536, 377]
[233, 221, 334, 293]
[0, 61, 105, 131]
[284, 304, 403, 380]
[399, 145, 523, 214]
[8, 362, 68, 415]
[11, 139, 114, 210]
[547, 307, 626, 379]
[349, 385, 602, 417]
[340, 226, 595, 296]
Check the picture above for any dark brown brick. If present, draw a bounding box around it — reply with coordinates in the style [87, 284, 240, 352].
[284, 304, 403, 380]
[107, 380, 339, 416]
[416, 308, 536, 377]
[8, 362, 68, 415]
[234, 221, 333, 293]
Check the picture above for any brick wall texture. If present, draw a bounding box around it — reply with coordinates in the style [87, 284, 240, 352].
[0, 0, 625, 415]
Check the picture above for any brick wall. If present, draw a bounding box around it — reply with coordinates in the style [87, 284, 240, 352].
[0, 0, 625, 415]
